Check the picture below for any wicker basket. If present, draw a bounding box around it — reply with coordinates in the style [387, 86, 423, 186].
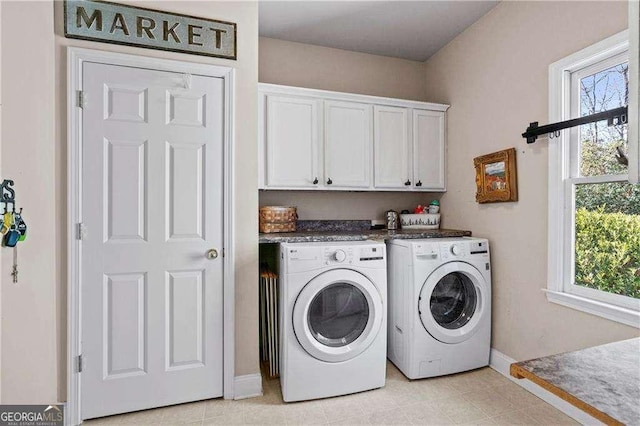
[259, 206, 297, 233]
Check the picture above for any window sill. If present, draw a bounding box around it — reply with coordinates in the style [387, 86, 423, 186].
[544, 289, 640, 328]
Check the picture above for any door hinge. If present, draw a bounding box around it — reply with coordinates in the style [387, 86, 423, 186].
[76, 90, 84, 109]
[77, 355, 83, 373]
[76, 223, 86, 240]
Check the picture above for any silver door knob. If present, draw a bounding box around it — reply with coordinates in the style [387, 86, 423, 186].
[207, 249, 219, 260]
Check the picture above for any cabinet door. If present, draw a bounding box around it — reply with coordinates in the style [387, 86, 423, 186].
[374, 106, 411, 189]
[324, 101, 372, 188]
[265, 95, 321, 188]
[413, 109, 446, 191]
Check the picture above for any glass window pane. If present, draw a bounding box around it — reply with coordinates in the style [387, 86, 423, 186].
[579, 62, 628, 177]
[429, 272, 477, 330]
[574, 182, 640, 299]
[308, 283, 369, 347]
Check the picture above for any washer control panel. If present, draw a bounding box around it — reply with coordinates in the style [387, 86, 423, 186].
[439, 239, 489, 260]
[324, 247, 354, 265]
[441, 243, 466, 259]
[413, 242, 439, 260]
[283, 242, 386, 273]
[358, 246, 384, 262]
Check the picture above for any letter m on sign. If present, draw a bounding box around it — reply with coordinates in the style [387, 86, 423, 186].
[76, 6, 103, 31]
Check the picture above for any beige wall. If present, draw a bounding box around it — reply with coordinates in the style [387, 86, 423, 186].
[1, 1, 259, 403]
[260, 37, 429, 101]
[259, 37, 440, 221]
[1, 1, 57, 403]
[423, 1, 639, 361]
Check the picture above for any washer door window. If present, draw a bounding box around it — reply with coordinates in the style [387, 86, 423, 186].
[308, 283, 369, 347]
[419, 262, 488, 344]
[430, 272, 477, 330]
[294, 269, 383, 362]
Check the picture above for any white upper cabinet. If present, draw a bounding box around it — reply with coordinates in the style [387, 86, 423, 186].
[263, 94, 321, 188]
[374, 106, 411, 189]
[324, 100, 372, 188]
[258, 84, 449, 191]
[413, 109, 446, 191]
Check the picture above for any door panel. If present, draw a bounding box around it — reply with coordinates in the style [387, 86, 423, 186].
[413, 110, 445, 191]
[104, 273, 146, 379]
[105, 139, 147, 242]
[166, 90, 206, 127]
[265, 95, 320, 187]
[374, 106, 411, 188]
[324, 101, 372, 188]
[166, 270, 204, 369]
[82, 62, 224, 420]
[104, 84, 147, 122]
[166, 142, 206, 241]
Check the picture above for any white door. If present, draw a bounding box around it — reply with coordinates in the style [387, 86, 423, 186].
[265, 95, 321, 188]
[81, 62, 224, 419]
[413, 109, 446, 191]
[374, 105, 412, 189]
[324, 100, 372, 188]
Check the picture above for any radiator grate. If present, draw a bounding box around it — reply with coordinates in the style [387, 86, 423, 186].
[259, 267, 279, 378]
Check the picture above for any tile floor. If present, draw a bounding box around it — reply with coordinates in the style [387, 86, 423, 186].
[85, 362, 577, 425]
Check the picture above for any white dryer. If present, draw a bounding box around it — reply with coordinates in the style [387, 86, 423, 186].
[387, 237, 491, 379]
[278, 241, 387, 402]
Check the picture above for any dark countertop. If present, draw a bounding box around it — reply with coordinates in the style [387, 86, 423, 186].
[259, 228, 472, 244]
[511, 338, 640, 425]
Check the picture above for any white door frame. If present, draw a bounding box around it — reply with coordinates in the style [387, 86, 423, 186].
[66, 47, 235, 425]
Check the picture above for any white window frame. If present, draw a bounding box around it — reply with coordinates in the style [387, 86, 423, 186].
[547, 30, 640, 328]
[629, 1, 639, 184]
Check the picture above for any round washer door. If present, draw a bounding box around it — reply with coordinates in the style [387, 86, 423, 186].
[418, 261, 488, 344]
[293, 269, 384, 363]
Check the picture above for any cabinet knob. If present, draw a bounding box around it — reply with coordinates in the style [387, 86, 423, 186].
[312, 177, 318, 184]
[416, 180, 422, 187]
[404, 179, 411, 186]
[327, 178, 333, 185]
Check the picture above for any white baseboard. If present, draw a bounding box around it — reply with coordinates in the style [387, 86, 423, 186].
[233, 374, 263, 400]
[489, 348, 603, 426]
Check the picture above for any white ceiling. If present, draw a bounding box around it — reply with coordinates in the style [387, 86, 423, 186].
[259, 1, 499, 62]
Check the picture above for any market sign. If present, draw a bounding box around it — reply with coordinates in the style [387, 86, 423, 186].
[64, 0, 237, 60]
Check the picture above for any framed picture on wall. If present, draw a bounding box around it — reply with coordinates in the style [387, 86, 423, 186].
[473, 148, 518, 203]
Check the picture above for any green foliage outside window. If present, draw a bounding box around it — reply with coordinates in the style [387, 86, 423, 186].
[574, 208, 640, 299]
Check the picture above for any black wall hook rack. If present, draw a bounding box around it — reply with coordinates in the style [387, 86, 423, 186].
[522, 106, 628, 144]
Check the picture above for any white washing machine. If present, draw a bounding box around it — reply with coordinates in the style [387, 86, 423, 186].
[278, 241, 387, 402]
[387, 237, 491, 379]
